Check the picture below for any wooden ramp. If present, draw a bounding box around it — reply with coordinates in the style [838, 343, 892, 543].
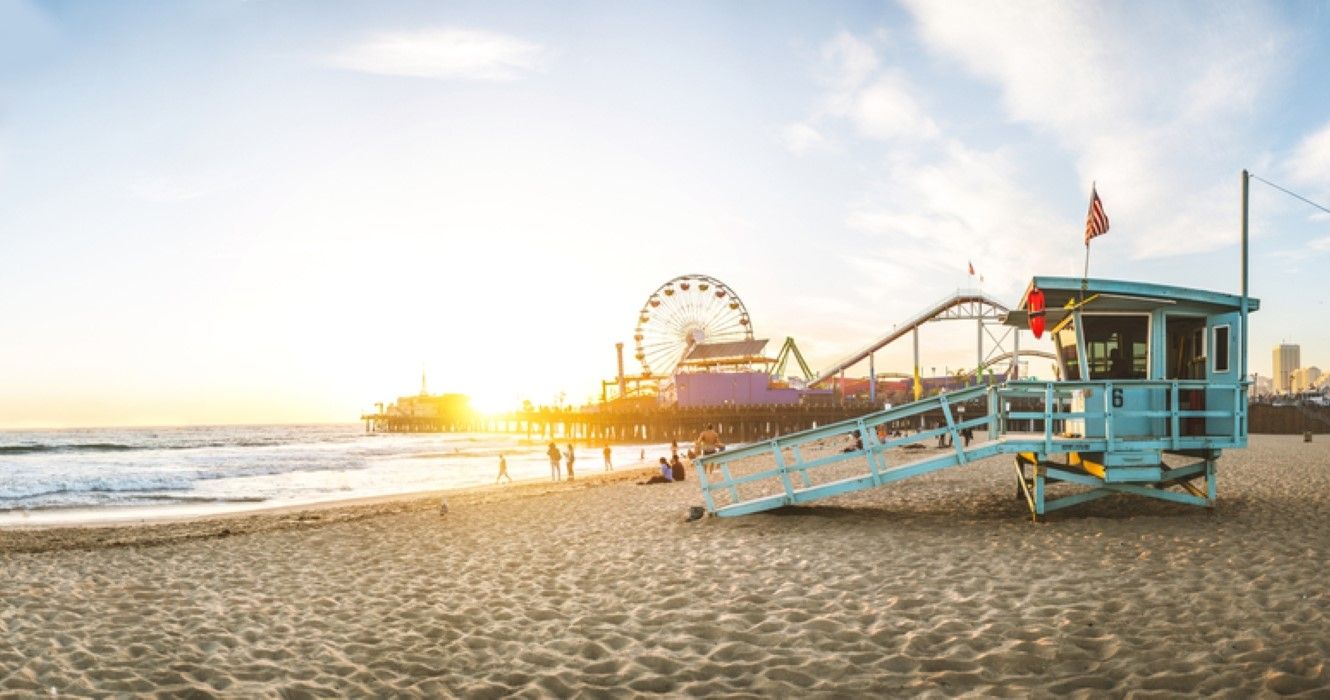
[694, 380, 1247, 520]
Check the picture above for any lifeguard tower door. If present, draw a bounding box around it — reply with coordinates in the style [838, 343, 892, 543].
[1207, 312, 1241, 437]
[1166, 316, 1208, 436]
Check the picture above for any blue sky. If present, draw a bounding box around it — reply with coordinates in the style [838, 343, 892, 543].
[2, 1, 1329, 427]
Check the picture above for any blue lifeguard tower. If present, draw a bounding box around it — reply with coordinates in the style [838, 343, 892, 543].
[695, 277, 1258, 521]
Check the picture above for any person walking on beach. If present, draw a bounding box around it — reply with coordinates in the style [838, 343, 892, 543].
[496, 454, 511, 484]
[695, 424, 723, 475]
[565, 444, 575, 481]
[695, 424, 723, 456]
[547, 442, 562, 482]
[602, 444, 613, 471]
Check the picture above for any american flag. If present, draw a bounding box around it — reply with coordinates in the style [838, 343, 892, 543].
[1084, 185, 1110, 245]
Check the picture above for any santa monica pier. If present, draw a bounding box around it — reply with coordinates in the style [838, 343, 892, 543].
[361, 273, 1324, 446]
[361, 271, 1330, 447]
[363, 273, 1058, 443]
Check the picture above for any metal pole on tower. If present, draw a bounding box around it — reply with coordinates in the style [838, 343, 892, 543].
[1241, 170, 1250, 386]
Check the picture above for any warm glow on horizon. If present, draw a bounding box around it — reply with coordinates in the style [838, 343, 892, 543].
[465, 389, 526, 416]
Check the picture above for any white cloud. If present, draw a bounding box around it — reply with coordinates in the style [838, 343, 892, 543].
[899, 1, 1289, 259]
[1287, 121, 1330, 190]
[849, 74, 939, 142]
[905, 3, 1116, 133]
[328, 28, 544, 81]
[781, 123, 827, 155]
[846, 142, 1073, 293]
[791, 32, 938, 148]
[792, 31, 1068, 292]
[782, 10, 1297, 370]
[818, 31, 879, 92]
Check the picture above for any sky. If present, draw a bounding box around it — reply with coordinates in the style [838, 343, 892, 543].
[3, 1, 1330, 428]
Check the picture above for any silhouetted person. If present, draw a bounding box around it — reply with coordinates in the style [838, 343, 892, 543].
[602, 445, 613, 471]
[695, 424, 723, 456]
[670, 454, 686, 482]
[496, 454, 511, 484]
[565, 444, 575, 481]
[547, 442, 562, 481]
[1109, 348, 1131, 379]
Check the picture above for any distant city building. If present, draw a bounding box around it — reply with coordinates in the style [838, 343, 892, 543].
[1273, 343, 1300, 393]
[1291, 366, 1322, 393]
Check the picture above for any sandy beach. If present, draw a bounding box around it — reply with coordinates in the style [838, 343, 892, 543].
[3, 434, 1329, 697]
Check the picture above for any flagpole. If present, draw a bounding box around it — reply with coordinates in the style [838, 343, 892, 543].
[1082, 181, 1094, 292]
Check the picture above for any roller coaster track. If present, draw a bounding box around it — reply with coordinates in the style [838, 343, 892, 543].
[809, 289, 1016, 387]
[963, 350, 1059, 379]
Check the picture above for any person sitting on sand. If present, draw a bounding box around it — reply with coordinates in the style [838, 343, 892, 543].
[638, 457, 674, 485]
[547, 442, 562, 482]
[496, 454, 511, 484]
[670, 454, 686, 482]
[842, 430, 864, 453]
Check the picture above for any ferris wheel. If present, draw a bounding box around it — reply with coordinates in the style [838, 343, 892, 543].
[633, 274, 753, 377]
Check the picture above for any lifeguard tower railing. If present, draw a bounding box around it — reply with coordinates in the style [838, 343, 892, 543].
[695, 378, 1247, 520]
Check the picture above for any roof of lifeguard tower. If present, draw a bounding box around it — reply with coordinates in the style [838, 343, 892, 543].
[1004, 276, 1260, 327]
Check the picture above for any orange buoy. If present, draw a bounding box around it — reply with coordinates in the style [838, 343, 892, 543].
[1028, 287, 1046, 339]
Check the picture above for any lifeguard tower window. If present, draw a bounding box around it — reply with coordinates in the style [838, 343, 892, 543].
[1213, 325, 1230, 374]
[1083, 315, 1148, 380]
[1055, 329, 1081, 380]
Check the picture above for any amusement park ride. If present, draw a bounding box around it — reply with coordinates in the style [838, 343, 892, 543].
[603, 272, 1048, 406]
[602, 273, 810, 406]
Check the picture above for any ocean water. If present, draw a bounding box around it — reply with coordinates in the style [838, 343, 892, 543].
[0, 424, 666, 526]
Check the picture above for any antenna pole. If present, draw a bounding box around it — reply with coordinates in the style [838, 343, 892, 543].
[1241, 169, 1250, 387]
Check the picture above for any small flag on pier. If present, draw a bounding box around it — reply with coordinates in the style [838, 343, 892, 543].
[967, 260, 975, 276]
[1084, 185, 1110, 245]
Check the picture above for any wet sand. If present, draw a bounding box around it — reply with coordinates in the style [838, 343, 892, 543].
[2, 435, 1328, 696]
